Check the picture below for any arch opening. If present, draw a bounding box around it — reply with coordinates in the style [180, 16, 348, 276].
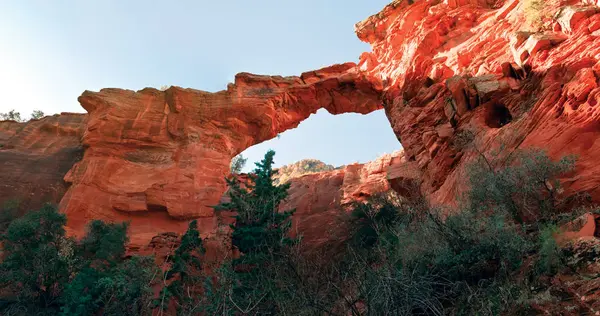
[235, 109, 402, 174]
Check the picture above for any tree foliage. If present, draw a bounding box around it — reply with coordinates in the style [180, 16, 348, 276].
[0, 207, 156, 316]
[0, 109, 46, 122]
[31, 110, 45, 120]
[155, 220, 205, 315]
[0, 148, 586, 315]
[210, 150, 298, 314]
[0, 204, 71, 311]
[230, 154, 247, 174]
[0, 110, 24, 122]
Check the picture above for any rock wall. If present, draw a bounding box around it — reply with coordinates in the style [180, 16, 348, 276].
[355, 0, 600, 206]
[0, 114, 86, 212]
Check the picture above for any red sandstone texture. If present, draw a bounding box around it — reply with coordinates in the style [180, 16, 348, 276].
[0, 114, 86, 211]
[58, 63, 383, 244]
[282, 151, 411, 247]
[355, 0, 600, 208]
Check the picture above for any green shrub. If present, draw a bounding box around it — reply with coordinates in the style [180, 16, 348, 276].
[0, 207, 156, 316]
[466, 148, 575, 224]
[341, 148, 576, 315]
[534, 224, 562, 276]
[0, 204, 71, 312]
[61, 220, 156, 316]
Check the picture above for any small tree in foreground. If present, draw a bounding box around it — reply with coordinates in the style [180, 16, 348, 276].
[0, 207, 156, 316]
[61, 220, 155, 316]
[155, 219, 205, 315]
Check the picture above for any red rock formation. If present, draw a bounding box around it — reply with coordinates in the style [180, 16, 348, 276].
[273, 159, 335, 185]
[355, 0, 600, 208]
[282, 151, 408, 247]
[213, 151, 408, 249]
[0, 114, 86, 211]
[59, 63, 383, 241]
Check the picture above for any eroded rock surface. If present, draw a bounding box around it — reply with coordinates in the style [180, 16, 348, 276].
[355, 0, 600, 207]
[59, 63, 383, 239]
[0, 114, 86, 211]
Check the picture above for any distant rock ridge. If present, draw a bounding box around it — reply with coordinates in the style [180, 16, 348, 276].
[273, 159, 335, 185]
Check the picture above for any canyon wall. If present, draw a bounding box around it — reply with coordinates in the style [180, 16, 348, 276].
[0, 114, 86, 211]
[355, 0, 600, 207]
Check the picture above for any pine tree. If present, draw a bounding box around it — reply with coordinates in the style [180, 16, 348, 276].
[214, 150, 297, 313]
[155, 220, 205, 315]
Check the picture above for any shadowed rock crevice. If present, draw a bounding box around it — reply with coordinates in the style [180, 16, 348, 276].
[485, 102, 513, 128]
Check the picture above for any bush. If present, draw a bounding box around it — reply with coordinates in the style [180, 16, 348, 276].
[60, 221, 156, 316]
[0, 204, 71, 312]
[340, 148, 576, 315]
[30, 110, 45, 120]
[0, 110, 23, 122]
[0, 207, 157, 316]
[466, 148, 575, 224]
[0, 110, 45, 122]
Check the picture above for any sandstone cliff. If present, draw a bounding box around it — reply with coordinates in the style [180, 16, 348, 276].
[0, 114, 85, 211]
[355, 0, 600, 208]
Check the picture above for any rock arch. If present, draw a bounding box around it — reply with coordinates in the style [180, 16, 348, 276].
[59, 62, 385, 238]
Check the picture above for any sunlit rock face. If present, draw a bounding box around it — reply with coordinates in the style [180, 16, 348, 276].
[355, 0, 600, 207]
[58, 63, 384, 240]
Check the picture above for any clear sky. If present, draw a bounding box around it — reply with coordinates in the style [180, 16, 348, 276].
[0, 0, 401, 170]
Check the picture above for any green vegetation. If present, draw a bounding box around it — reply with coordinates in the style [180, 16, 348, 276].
[31, 110, 45, 120]
[155, 220, 205, 315]
[337, 148, 576, 315]
[210, 150, 298, 314]
[0, 109, 46, 122]
[0, 205, 200, 315]
[0, 148, 587, 315]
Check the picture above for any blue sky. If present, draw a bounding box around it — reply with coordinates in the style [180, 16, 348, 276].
[0, 0, 401, 170]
